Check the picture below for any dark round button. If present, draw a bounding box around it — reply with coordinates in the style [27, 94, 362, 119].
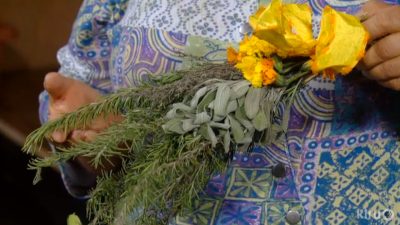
[285, 210, 301, 224]
[272, 163, 286, 178]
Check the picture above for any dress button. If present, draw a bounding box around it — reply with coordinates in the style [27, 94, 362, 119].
[271, 163, 286, 178]
[239, 22, 253, 35]
[285, 210, 301, 224]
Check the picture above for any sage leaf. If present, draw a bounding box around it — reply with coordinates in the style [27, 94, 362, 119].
[235, 106, 254, 130]
[194, 112, 211, 125]
[214, 84, 231, 116]
[162, 118, 185, 134]
[172, 103, 193, 112]
[207, 124, 218, 147]
[237, 129, 254, 144]
[252, 109, 268, 131]
[224, 130, 231, 153]
[190, 86, 209, 108]
[209, 121, 230, 130]
[208, 101, 214, 109]
[228, 115, 245, 143]
[182, 119, 199, 132]
[197, 89, 216, 111]
[244, 87, 264, 119]
[213, 114, 225, 122]
[230, 80, 250, 100]
[226, 100, 238, 114]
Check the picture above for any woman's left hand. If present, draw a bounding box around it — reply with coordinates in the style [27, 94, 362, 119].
[359, 0, 400, 90]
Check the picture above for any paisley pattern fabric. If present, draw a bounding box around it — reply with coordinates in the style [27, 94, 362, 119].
[38, 0, 400, 224]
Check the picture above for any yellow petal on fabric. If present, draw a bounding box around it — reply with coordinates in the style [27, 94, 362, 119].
[249, 0, 315, 57]
[311, 6, 369, 76]
[235, 56, 263, 88]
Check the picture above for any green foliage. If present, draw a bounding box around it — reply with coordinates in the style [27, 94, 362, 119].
[22, 61, 308, 225]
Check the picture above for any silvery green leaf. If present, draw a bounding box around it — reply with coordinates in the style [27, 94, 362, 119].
[252, 109, 268, 131]
[230, 80, 250, 100]
[226, 100, 238, 114]
[213, 114, 225, 122]
[207, 124, 218, 147]
[224, 130, 231, 153]
[237, 97, 245, 107]
[214, 84, 231, 116]
[165, 108, 178, 119]
[198, 124, 209, 140]
[234, 106, 254, 130]
[190, 86, 209, 108]
[237, 129, 254, 144]
[172, 103, 193, 112]
[228, 115, 244, 143]
[208, 101, 214, 109]
[244, 87, 264, 119]
[197, 89, 216, 110]
[162, 118, 185, 134]
[194, 112, 211, 125]
[210, 121, 230, 130]
[182, 119, 199, 132]
[236, 136, 253, 144]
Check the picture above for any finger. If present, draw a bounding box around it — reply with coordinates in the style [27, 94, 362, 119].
[51, 130, 68, 143]
[365, 55, 400, 80]
[90, 114, 124, 131]
[83, 130, 98, 142]
[362, 32, 400, 69]
[378, 77, 400, 91]
[356, 0, 392, 20]
[43, 72, 73, 100]
[71, 130, 98, 143]
[362, 5, 400, 40]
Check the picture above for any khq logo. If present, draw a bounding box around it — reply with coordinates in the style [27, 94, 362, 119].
[357, 209, 394, 221]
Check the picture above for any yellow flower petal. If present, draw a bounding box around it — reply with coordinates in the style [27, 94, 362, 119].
[249, 0, 315, 57]
[257, 58, 277, 86]
[235, 56, 263, 87]
[311, 6, 369, 76]
[238, 35, 276, 57]
[227, 47, 239, 64]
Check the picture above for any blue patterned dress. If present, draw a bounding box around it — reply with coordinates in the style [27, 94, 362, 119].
[39, 0, 400, 224]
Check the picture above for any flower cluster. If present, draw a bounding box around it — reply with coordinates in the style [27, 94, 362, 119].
[228, 0, 369, 87]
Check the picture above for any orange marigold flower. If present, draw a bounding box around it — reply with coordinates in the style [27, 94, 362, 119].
[256, 58, 277, 86]
[227, 47, 239, 64]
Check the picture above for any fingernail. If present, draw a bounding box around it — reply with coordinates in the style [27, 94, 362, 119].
[52, 130, 67, 143]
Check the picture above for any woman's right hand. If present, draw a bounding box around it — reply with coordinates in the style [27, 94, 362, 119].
[44, 72, 123, 172]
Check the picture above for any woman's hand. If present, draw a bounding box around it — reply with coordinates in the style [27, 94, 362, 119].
[359, 0, 400, 90]
[44, 72, 122, 173]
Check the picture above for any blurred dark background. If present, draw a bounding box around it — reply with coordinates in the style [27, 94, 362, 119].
[0, 1, 88, 225]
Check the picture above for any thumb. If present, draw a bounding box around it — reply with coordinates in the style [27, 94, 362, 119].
[43, 72, 73, 101]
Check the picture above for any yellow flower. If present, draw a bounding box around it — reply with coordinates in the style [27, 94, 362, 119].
[257, 58, 277, 86]
[249, 0, 315, 57]
[235, 56, 277, 87]
[235, 56, 263, 87]
[227, 47, 239, 64]
[311, 6, 369, 76]
[238, 35, 276, 57]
